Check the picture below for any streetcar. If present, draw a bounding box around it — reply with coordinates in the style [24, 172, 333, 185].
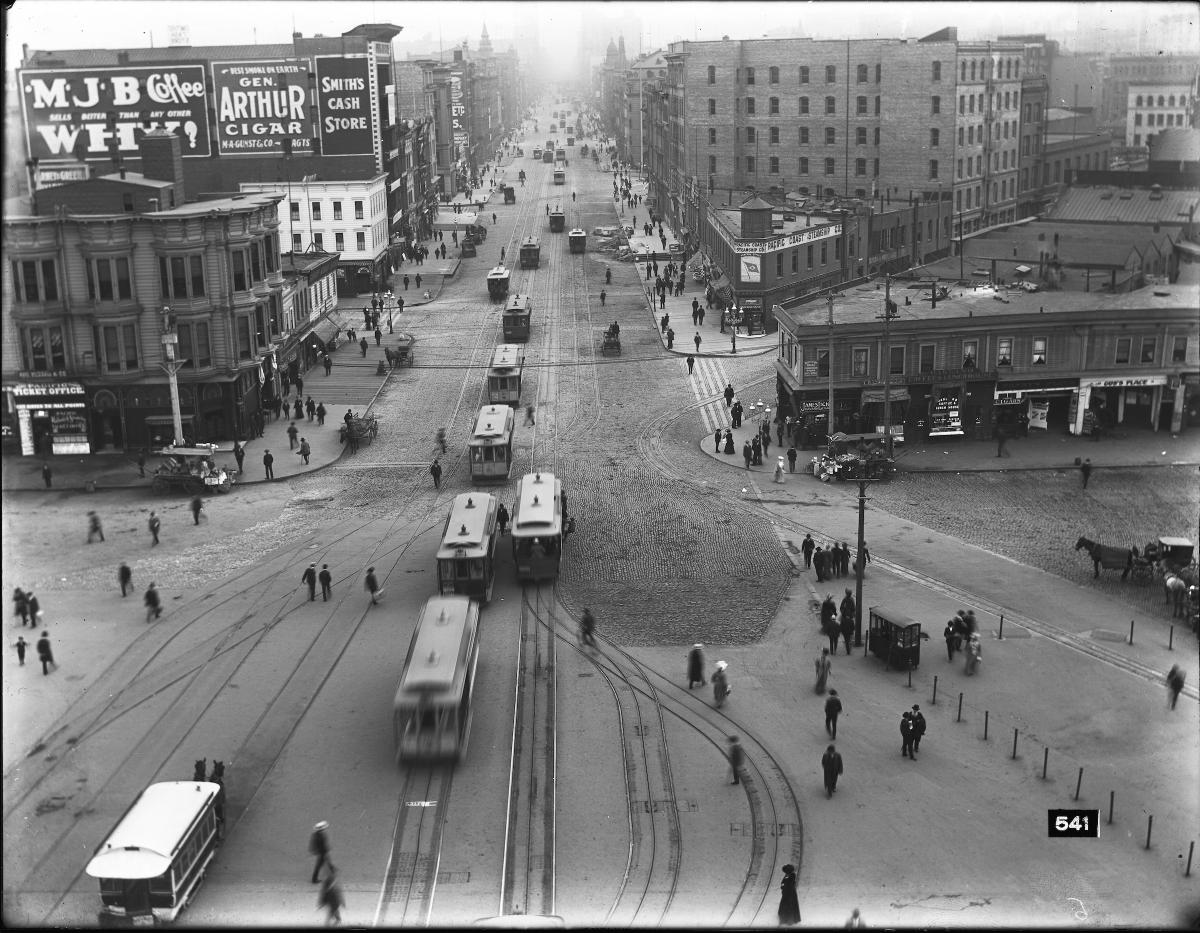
[486, 264, 512, 300]
[393, 596, 481, 763]
[503, 294, 532, 342]
[510, 472, 564, 581]
[554, 148, 566, 164]
[519, 236, 541, 270]
[85, 781, 222, 922]
[568, 228, 586, 254]
[532, 146, 542, 160]
[542, 148, 554, 164]
[487, 344, 525, 406]
[549, 209, 565, 233]
[437, 493, 500, 601]
[468, 404, 515, 482]
[553, 168, 566, 185]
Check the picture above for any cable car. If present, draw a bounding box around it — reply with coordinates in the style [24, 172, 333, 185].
[553, 169, 565, 185]
[394, 596, 481, 763]
[437, 493, 500, 601]
[487, 344, 525, 406]
[468, 404, 515, 482]
[549, 210, 565, 233]
[568, 228, 586, 254]
[542, 149, 554, 163]
[86, 781, 222, 922]
[519, 236, 541, 270]
[503, 294, 532, 342]
[554, 148, 566, 164]
[532, 147, 542, 160]
[510, 472, 564, 581]
[567, 136, 575, 147]
[486, 264, 511, 300]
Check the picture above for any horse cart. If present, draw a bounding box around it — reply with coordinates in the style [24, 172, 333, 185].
[601, 322, 621, 356]
[340, 415, 379, 452]
[151, 444, 235, 494]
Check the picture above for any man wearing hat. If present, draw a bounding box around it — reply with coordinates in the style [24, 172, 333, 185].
[301, 563, 318, 601]
[687, 644, 707, 689]
[911, 705, 927, 753]
[900, 710, 916, 759]
[309, 820, 332, 883]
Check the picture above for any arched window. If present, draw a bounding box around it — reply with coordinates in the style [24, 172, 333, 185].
[1158, 95, 1165, 106]
[1169, 94, 1176, 106]
[961, 61, 967, 81]
[970, 61, 976, 81]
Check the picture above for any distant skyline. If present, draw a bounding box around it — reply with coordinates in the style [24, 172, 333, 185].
[6, 0, 1198, 67]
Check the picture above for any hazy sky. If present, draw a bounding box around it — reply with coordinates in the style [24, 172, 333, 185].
[6, 0, 1196, 63]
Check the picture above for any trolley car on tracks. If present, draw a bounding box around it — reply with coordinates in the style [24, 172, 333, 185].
[519, 237, 541, 269]
[510, 472, 564, 581]
[393, 596, 481, 763]
[553, 168, 566, 185]
[487, 344, 525, 406]
[568, 228, 586, 254]
[85, 781, 222, 923]
[549, 209, 565, 233]
[437, 493, 500, 602]
[468, 404, 516, 482]
[503, 294, 532, 342]
[486, 265, 512, 300]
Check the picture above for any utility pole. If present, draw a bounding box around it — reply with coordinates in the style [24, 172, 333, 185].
[159, 307, 185, 447]
[827, 292, 836, 438]
[854, 479, 868, 645]
[882, 275, 893, 435]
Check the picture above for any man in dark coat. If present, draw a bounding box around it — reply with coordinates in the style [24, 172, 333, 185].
[119, 563, 133, 597]
[318, 565, 333, 601]
[724, 383, 735, 407]
[824, 690, 842, 739]
[901, 711, 916, 759]
[687, 644, 707, 689]
[820, 593, 838, 632]
[36, 631, 56, 675]
[821, 744, 844, 797]
[263, 450, 275, 480]
[839, 608, 856, 655]
[801, 534, 815, 569]
[945, 619, 959, 660]
[309, 821, 332, 883]
[911, 705, 927, 753]
[813, 546, 828, 582]
[742, 441, 753, 469]
[301, 563, 318, 601]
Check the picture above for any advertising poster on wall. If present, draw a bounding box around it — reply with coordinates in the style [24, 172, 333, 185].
[928, 393, 963, 436]
[739, 254, 762, 283]
[19, 65, 211, 163]
[315, 56, 374, 156]
[450, 74, 469, 156]
[211, 60, 311, 156]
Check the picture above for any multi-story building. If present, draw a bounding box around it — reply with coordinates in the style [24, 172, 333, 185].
[278, 250, 341, 371]
[238, 175, 389, 296]
[1125, 83, 1198, 149]
[1106, 56, 1199, 134]
[2, 132, 288, 455]
[774, 280, 1200, 441]
[614, 49, 668, 171]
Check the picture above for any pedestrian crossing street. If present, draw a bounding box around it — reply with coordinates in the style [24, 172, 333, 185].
[687, 356, 736, 435]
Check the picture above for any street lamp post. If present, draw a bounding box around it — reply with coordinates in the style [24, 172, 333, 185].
[159, 307, 185, 447]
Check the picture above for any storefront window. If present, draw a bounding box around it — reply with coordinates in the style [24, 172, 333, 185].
[997, 337, 1013, 366]
[1115, 337, 1131, 364]
[1140, 337, 1156, 364]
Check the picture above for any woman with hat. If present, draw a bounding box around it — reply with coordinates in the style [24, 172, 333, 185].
[309, 820, 333, 883]
[778, 864, 801, 925]
[712, 661, 730, 707]
[687, 644, 707, 689]
[773, 456, 786, 483]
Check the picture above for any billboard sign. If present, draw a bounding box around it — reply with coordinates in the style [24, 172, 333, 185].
[315, 56, 373, 156]
[450, 74, 469, 155]
[212, 60, 312, 156]
[19, 65, 211, 163]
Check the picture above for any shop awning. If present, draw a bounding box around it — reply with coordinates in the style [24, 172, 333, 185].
[303, 315, 342, 353]
[861, 389, 909, 404]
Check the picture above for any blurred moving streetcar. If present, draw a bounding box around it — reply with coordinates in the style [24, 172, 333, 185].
[85, 781, 222, 922]
[510, 472, 564, 581]
[437, 493, 500, 602]
[469, 404, 515, 482]
[487, 344, 525, 406]
[394, 596, 481, 763]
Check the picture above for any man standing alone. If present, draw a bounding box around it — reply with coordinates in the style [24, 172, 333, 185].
[1080, 458, 1092, 489]
[824, 690, 842, 739]
[821, 744, 844, 797]
[263, 449, 275, 480]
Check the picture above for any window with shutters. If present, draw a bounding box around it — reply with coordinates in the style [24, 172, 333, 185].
[708, 98, 716, 115]
[769, 156, 779, 174]
[746, 97, 756, 114]
[855, 158, 866, 176]
[932, 61, 941, 81]
[856, 127, 867, 145]
[825, 96, 836, 114]
[857, 95, 867, 114]
[746, 156, 755, 174]
[769, 96, 779, 114]
[769, 66, 779, 84]
[708, 65, 716, 84]
[799, 156, 809, 174]
[708, 128, 717, 144]
[930, 128, 939, 147]
[824, 157, 835, 175]
[931, 95, 940, 114]
[746, 127, 756, 143]
[826, 65, 836, 83]
[769, 126, 780, 144]
[745, 67, 755, 85]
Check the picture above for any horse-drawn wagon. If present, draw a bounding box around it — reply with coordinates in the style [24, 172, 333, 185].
[601, 321, 621, 356]
[150, 444, 235, 494]
[339, 414, 379, 452]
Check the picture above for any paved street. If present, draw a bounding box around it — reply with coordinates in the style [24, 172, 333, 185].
[3, 114, 1198, 929]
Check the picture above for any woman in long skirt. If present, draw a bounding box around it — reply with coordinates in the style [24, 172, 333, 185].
[814, 648, 832, 694]
[778, 864, 800, 926]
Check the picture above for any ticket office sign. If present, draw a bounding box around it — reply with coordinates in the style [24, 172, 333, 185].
[19, 65, 211, 162]
[212, 60, 312, 156]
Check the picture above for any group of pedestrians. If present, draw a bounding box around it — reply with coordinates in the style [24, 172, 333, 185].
[801, 533, 868, 582]
[819, 589, 857, 656]
[943, 609, 982, 674]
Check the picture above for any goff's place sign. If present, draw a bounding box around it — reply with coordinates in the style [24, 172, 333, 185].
[19, 66, 211, 162]
[212, 60, 312, 155]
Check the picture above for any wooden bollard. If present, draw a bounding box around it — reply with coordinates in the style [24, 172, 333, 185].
[1186, 840, 1194, 877]
[1042, 747, 1049, 780]
[1107, 790, 1114, 823]
[932, 675, 938, 705]
[998, 613, 1005, 640]
[983, 710, 989, 740]
[1074, 767, 1084, 801]
[1011, 728, 1018, 759]
[907, 664, 912, 689]
[1128, 619, 1135, 645]
[957, 692, 963, 722]
[1145, 815, 1153, 849]
[1169, 625, 1174, 651]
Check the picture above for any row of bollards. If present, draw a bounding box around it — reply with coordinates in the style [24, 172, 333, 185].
[942, 682, 1191, 874]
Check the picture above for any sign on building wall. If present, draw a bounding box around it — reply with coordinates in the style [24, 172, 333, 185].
[315, 56, 373, 156]
[714, 220, 844, 256]
[450, 75, 469, 156]
[19, 65, 211, 162]
[211, 60, 311, 156]
[740, 255, 762, 283]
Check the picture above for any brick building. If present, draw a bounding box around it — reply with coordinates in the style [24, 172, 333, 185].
[774, 280, 1200, 443]
[1126, 82, 1198, 149]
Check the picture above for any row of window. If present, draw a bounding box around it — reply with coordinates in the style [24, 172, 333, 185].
[958, 121, 1021, 146]
[960, 57, 1021, 82]
[713, 61, 973, 87]
[804, 334, 1186, 378]
[960, 90, 1021, 114]
[290, 231, 368, 253]
[291, 200, 366, 222]
[10, 235, 280, 309]
[1133, 93, 1192, 107]
[1133, 111, 1186, 128]
[956, 149, 1021, 179]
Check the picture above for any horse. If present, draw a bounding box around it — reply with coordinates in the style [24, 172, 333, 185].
[192, 758, 206, 782]
[208, 760, 226, 830]
[1074, 536, 1132, 581]
[1164, 573, 1190, 618]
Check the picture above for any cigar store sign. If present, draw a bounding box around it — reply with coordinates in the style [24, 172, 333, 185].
[212, 60, 312, 155]
[19, 66, 211, 162]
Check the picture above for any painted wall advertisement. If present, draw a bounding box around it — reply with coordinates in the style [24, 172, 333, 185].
[315, 56, 373, 156]
[212, 60, 311, 156]
[19, 65, 211, 162]
[450, 74, 469, 156]
[739, 254, 762, 283]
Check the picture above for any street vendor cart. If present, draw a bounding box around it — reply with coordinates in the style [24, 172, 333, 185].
[811, 432, 895, 481]
[151, 444, 235, 494]
[867, 606, 924, 670]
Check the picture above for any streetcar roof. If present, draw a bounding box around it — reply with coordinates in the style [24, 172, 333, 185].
[487, 265, 511, 279]
[521, 237, 540, 247]
[438, 494, 496, 556]
[471, 405, 514, 442]
[490, 345, 524, 370]
[511, 472, 561, 536]
[504, 295, 531, 313]
[397, 597, 479, 696]
[568, 228, 586, 237]
[86, 782, 219, 880]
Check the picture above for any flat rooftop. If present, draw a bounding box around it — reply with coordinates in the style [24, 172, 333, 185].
[783, 279, 1200, 329]
[713, 206, 841, 239]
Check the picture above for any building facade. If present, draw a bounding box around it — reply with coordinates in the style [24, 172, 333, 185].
[1125, 83, 1198, 149]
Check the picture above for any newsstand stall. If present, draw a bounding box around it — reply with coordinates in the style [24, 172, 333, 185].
[867, 606, 925, 670]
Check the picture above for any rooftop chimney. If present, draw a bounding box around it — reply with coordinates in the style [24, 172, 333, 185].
[138, 128, 186, 204]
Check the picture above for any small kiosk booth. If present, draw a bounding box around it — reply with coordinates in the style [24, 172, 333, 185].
[867, 606, 924, 670]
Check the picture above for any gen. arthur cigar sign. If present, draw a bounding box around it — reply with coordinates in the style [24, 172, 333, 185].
[19, 65, 211, 163]
[212, 60, 312, 156]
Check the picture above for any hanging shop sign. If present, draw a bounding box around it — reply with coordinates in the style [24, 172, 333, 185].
[450, 74, 470, 156]
[714, 221, 843, 255]
[1079, 375, 1168, 388]
[315, 56, 374, 156]
[19, 65, 211, 163]
[211, 60, 311, 156]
